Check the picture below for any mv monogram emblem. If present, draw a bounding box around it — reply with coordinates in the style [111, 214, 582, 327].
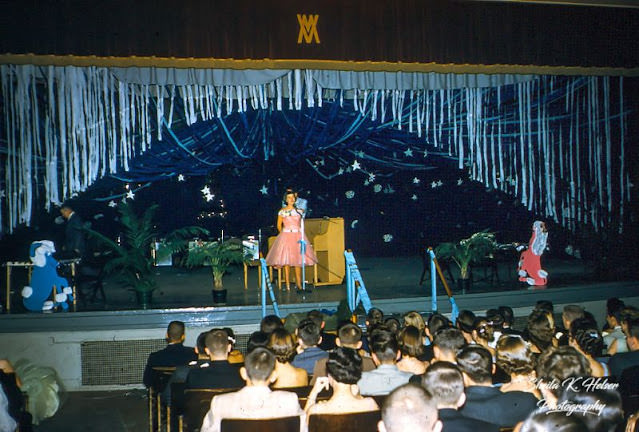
[297, 14, 320, 44]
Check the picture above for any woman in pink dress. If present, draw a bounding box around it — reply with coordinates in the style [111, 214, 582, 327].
[266, 190, 318, 291]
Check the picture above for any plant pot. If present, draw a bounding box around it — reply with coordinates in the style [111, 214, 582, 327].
[457, 278, 471, 294]
[136, 291, 153, 309]
[212, 289, 227, 304]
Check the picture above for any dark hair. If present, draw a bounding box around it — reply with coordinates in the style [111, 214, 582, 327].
[562, 305, 585, 325]
[326, 347, 362, 384]
[432, 328, 466, 354]
[222, 327, 236, 345]
[627, 316, 639, 340]
[244, 347, 275, 382]
[247, 331, 270, 353]
[558, 381, 623, 432]
[570, 317, 604, 357]
[367, 308, 384, 328]
[498, 306, 515, 327]
[167, 321, 185, 342]
[486, 309, 505, 329]
[337, 322, 362, 347]
[456, 310, 476, 334]
[456, 345, 493, 384]
[398, 325, 425, 358]
[473, 317, 495, 344]
[606, 298, 625, 324]
[205, 329, 230, 356]
[536, 346, 591, 397]
[196, 331, 210, 353]
[297, 319, 322, 347]
[534, 300, 554, 313]
[382, 384, 438, 432]
[526, 309, 555, 351]
[496, 335, 535, 376]
[268, 328, 297, 363]
[427, 313, 451, 336]
[422, 361, 464, 406]
[260, 315, 283, 334]
[385, 317, 401, 335]
[520, 409, 587, 432]
[370, 329, 399, 363]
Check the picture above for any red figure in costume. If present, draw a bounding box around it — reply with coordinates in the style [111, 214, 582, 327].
[518, 221, 549, 287]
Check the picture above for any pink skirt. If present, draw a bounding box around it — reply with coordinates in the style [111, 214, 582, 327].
[266, 231, 318, 267]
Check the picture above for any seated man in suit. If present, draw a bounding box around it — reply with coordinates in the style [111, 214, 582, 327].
[609, 316, 639, 379]
[358, 329, 413, 396]
[535, 345, 591, 410]
[143, 321, 197, 388]
[457, 345, 537, 427]
[292, 319, 328, 375]
[185, 328, 244, 390]
[200, 347, 305, 432]
[422, 362, 498, 432]
[162, 330, 210, 403]
[307, 309, 337, 351]
[378, 383, 441, 432]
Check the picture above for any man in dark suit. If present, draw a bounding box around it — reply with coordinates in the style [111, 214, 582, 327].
[60, 203, 86, 258]
[185, 328, 244, 390]
[143, 321, 197, 387]
[422, 361, 498, 432]
[457, 346, 537, 428]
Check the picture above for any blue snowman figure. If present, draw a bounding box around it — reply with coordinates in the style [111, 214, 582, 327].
[21, 240, 74, 312]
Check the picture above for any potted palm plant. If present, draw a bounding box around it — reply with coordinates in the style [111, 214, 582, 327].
[185, 237, 246, 304]
[435, 230, 497, 293]
[87, 202, 207, 308]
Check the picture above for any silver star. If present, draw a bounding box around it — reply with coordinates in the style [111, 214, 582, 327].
[368, 173, 376, 182]
[108, 200, 117, 208]
[351, 160, 361, 171]
[364, 180, 370, 186]
[355, 151, 365, 158]
[126, 190, 135, 200]
[259, 185, 268, 195]
[423, 150, 429, 157]
[457, 178, 464, 186]
[201, 186, 211, 195]
[205, 193, 214, 202]
[177, 174, 185, 182]
[411, 194, 418, 201]
[412, 177, 420, 184]
[404, 148, 413, 157]
[0, 190, 5, 198]
[337, 168, 344, 175]
[436, 180, 443, 187]
[431, 181, 438, 189]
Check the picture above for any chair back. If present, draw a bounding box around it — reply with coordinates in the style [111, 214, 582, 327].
[284, 385, 332, 408]
[151, 366, 176, 393]
[221, 416, 300, 432]
[181, 388, 236, 432]
[308, 410, 381, 432]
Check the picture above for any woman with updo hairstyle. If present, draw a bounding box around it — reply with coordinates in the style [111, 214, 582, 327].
[569, 316, 608, 377]
[472, 317, 496, 356]
[496, 335, 540, 398]
[396, 325, 428, 375]
[526, 309, 557, 354]
[305, 347, 378, 418]
[268, 328, 308, 388]
[403, 311, 426, 337]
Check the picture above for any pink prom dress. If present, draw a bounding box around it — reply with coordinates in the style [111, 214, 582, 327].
[266, 208, 318, 267]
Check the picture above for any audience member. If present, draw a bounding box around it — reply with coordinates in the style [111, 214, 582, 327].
[456, 310, 476, 344]
[200, 347, 304, 432]
[378, 383, 442, 432]
[498, 305, 522, 336]
[307, 309, 337, 351]
[518, 408, 587, 432]
[608, 316, 639, 378]
[143, 321, 197, 387]
[422, 313, 452, 362]
[358, 329, 413, 396]
[485, 309, 504, 348]
[558, 304, 585, 345]
[396, 325, 428, 375]
[602, 298, 627, 354]
[568, 316, 608, 377]
[223, 327, 244, 364]
[608, 306, 639, 355]
[185, 329, 244, 390]
[534, 345, 591, 409]
[495, 335, 539, 398]
[305, 347, 378, 418]
[557, 379, 624, 432]
[260, 314, 284, 335]
[525, 310, 557, 354]
[472, 317, 496, 355]
[362, 307, 385, 353]
[403, 311, 427, 338]
[457, 345, 537, 427]
[384, 317, 401, 336]
[268, 328, 308, 388]
[246, 330, 270, 353]
[422, 361, 498, 432]
[432, 328, 466, 363]
[292, 319, 328, 375]
[0, 387, 17, 432]
[162, 330, 210, 403]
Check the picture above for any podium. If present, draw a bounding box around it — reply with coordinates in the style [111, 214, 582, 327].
[305, 217, 345, 286]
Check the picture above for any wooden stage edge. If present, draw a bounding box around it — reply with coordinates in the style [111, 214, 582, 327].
[1, 280, 638, 334]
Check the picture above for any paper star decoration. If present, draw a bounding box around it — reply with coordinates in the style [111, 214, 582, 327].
[108, 200, 117, 208]
[0, 190, 5, 198]
[423, 150, 429, 157]
[368, 173, 376, 182]
[205, 193, 215, 202]
[364, 180, 370, 186]
[259, 185, 268, 195]
[126, 190, 135, 200]
[201, 186, 211, 195]
[411, 194, 418, 201]
[457, 178, 464, 186]
[431, 181, 438, 189]
[351, 160, 361, 171]
[437, 180, 443, 187]
[337, 168, 344, 175]
[355, 151, 365, 158]
[412, 177, 420, 184]
[177, 174, 185, 182]
[404, 148, 413, 157]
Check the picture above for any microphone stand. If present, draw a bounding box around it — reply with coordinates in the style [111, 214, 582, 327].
[295, 206, 308, 293]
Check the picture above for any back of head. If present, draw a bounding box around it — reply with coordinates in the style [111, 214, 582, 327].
[384, 317, 401, 335]
[534, 300, 554, 314]
[244, 347, 276, 382]
[367, 307, 384, 328]
[398, 325, 425, 358]
[498, 306, 515, 327]
[606, 297, 624, 317]
[486, 308, 505, 330]
[167, 321, 186, 343]
[562, 305, 585, 326]
[196, 330, 210, 354]
[527, 309, 555, 351]
[381, 383, 439, 432]
[297, 319, 321, 347]
[569, 317, 604, 357]
[337, 322, 363, 347]
[626, 316, 639, 341]
[520, 409, 587, 432]
[370, 329, 399, 363]
[558, 381, 623, 432]
[422, 361, 464, 407]
[403, 311, 426, 333]
[260, 315, 283, 334]
[496, 335, 535, 376]
[205, 329, 230, 357]
[326, 347, 362, 385]
[268, 328, 297, 363]
[473, 317, 495, 344]
[456, 345, 493, 384]
[536, 346, 591, 397]
[306, 309, 324, 328]
[428, 313, 451, 336]
[247, 331, 270, 353]
[456, 310, 476, 334]
[433, 328, 466, 355]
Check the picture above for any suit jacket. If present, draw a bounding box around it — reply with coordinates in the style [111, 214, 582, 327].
[185, 360, 244, 390]
[357, 364, 413, 396]
[609, 350, 639, 379]
[143, 343, 197, 387]
[200, 385, 305, 432]
[292, 346, 328, 375]
[438, 408, 499, 432]
[459, 386, 538, 427]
